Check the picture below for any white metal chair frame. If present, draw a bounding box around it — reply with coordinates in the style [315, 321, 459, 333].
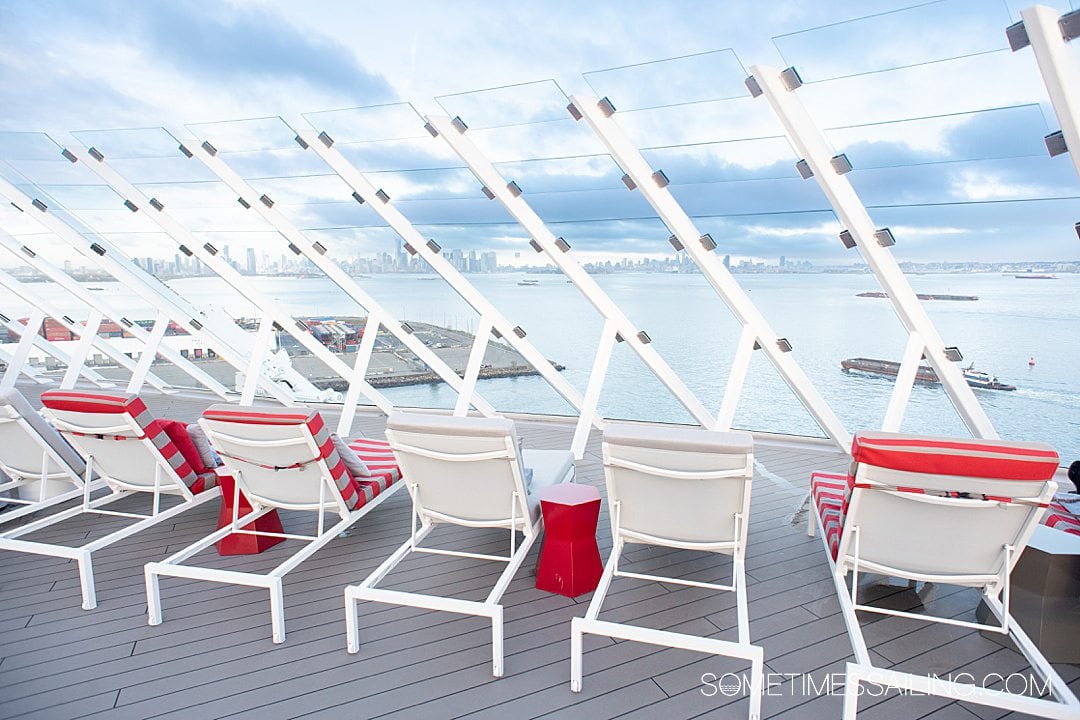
[0, 412, 218, 609]
[145, 422, 403, 644]
[345, 430, 572, 677]
[0, 413, 100, 525]
[571, 445, 763, 720]
[809, 469, 1080, 719]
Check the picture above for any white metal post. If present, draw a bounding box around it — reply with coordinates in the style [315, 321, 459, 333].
[178, 133, 496, 416]
[1015, 5, 1080, 180]
[750, 65, 998, 439]
[881, 332, 927, 432]
[0, 267, 172, 392]
[1, 310, 46, 390]
[0, 231, 205, 396]
[714, 326, 757, 431]
[64, 143, 391, 408]
[59, 310, 110, 389]
[336, 311, 383, 437]
[571, 321, 619, 459]
[454, 317, 493, 417]
[571, 94, 850, 451]
[0, 309, 111, 389]
[241, 315, 276, 405]
[0, 179, 268, 401]
[296, 126, 591, 422]
[428, 115, 714, 427]
[125, 311, 170, 394]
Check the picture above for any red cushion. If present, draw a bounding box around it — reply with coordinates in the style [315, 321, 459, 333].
[159, 419, 208, 475]
[851, 432, 1058, 481]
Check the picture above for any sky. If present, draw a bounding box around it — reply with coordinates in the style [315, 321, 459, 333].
[0, 0, 1078, 267]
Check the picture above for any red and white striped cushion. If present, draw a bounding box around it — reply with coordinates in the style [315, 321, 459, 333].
[344, 438, 399, 508]
[40, 390, 204, 492]
[811, 472, 851, 559]
[1043, 502, 1080, 536]
[851, 431, 1059, 480]
[202, 405, 365, 510]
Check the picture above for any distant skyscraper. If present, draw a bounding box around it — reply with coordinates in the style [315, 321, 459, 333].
[723, 255, 731, 269]
[779, 255, 786, 267]
[246, 247, 257, 274]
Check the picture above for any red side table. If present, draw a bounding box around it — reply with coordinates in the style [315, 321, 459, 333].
[536, 484, 603, 597]
[215, 471, 285, 556]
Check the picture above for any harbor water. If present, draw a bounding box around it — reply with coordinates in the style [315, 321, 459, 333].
[3, 271, 1078, 462]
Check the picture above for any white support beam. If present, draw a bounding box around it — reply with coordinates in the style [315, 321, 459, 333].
[0, 179, 259, 402]
[882, 333, 927, 432]
[296, 126, 591, 424]
[714, 326, 757, 432]
[178, 133, 496, 417]
[572, 94, 850, 451]
[125, 311, 170, 394]
[1, 310, 47, 390]
[571, 321, 619, 460]
[750, 65, 997, 440]
[241, 315, 276, 405]
[0, 309, 111, 389]
[454, 317, 493, 417]
[64, 144, 389, 408]
[59, 310, 110, 389]
[0, 266, 173, 393]
[0, 344, 51, 385]
[1016, 5, 1080, 181]
[336, 311, 383, 437]
[428, 114, 714, 428]
[0, 231, 214, 397]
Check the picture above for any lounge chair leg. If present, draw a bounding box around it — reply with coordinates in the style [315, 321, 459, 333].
[270, 579, 285, 644]
[843, 663, 860, 720]
[77, 551, 97, 610]
[344, 591, 360, 654]
[570, 618, 583, 692]
[145, 565, 162, 625]
[491, 605, 504, 677]
[748, 651, 764, 720]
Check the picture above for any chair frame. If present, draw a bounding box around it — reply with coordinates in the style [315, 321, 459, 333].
[0, 411, 100, 525]
[145, 418, 403, 644]
[809, 463, 1080, 719]
[345, 426, 573, 677]
[570, 439, 763, 720]
[0, 409, 218, 609]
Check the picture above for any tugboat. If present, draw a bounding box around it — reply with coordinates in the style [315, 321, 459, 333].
[962, 364, 1016, 391]
[841, 358, 1017, 391]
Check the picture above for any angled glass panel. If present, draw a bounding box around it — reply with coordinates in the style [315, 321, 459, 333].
[303, 103, 431, 143]
[826, 104, 1052, 168]
[436, 80, 572, 130]
[337, 137, 463, 172]
[187, 116, 298, 153]
[773, 0, 1012, 82]
[617, 96, 784, 149]
[493, 156, 625, 194]
[583, 49, 748, 111]
[642, 137, 801, 184]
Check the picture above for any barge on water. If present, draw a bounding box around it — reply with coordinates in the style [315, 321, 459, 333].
[841, 357, 1016, 390]
[856, 291, 979, 301]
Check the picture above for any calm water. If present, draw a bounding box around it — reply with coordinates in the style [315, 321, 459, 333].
[3, 272, 1078, 462]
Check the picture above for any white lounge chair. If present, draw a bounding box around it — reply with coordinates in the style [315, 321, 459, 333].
[0, 387, 96, 524]
[344, 412, 574, 677]
[0, 390, 220, 609]
[808, 430, 1079, 719]
[145, 405, 404, 643]
[570, 424, 763, 720]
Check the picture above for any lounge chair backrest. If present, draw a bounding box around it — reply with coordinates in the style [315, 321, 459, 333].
[385, 412, 528, 526]
[0, 387, 86, 483]
[845, 432, 1059, 578]
[40, 390, 195, 493]
[603, 424, 754, 546]
[200, 405, 361, 512]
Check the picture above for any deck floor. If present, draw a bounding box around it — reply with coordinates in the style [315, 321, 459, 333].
[1, 387, 1077, 720]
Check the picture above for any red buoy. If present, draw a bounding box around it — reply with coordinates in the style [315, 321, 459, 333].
[1028, 357, 1036, 367]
